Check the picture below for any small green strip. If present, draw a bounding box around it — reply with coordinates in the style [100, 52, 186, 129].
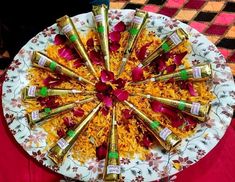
[69, 34, 78, 42]
[178, 101, 186, 111]
[44, 107, 51, 114]
[49, 61, 57, 71]
[67, 130, 76, 137]
[180, 69, 188, 80]
[150, 121, 160, 129]
[129, 28, 139, 35]
[39, 87, 48, 97]
[161, 42, 170, 52]
[97, 25, 104, 33]
[108, 151, 119, 159]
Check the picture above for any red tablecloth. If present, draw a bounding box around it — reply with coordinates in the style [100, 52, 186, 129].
[0, 77, 235, 181]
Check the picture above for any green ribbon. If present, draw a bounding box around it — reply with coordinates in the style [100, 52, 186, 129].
[178, 101, 186, 111]
[67, 130, 76, 137]
[44, 107, 51, 114]
[150, 121, 160, 129]
[180, 69, 188, 80]
[97, 25, 104, 33]
[49, 61, 57, 71]
[108, 151, 119, 159]
[129, 28, 139, 35]
[39, 87, 48, 97]
[161, 42, 170, 52]
[69, 34, 78, 42]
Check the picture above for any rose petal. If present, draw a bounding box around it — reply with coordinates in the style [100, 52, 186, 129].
[172, 51, 187, 66]
[96, 142, 107, 160]
[132, 67, 144, 82]
[86, 38, 94, 49]
[171, 116, 184, 128]
[73, 108, 84, 117]
[112, 78, 126, 89]
[54, 34, 66, 45]
[96, 93, 105, 101]
[58, 46, 78, 60]
[109, 42, 120, 52]
[63, 117, 76, 128]
[142, 133, 153, 149]
[109, 31, 121, 42]
[73, 58, 83, 68]
[136, 42, 152, 61]
[113, 21, 126, 32]
[122, 109, 133, 119]
[166, 64, 176, 73]
[43, 76, 63, 88]
[103, 96, 113, 107]
[187, 82, 197, 96]
[89, 50, 104, 65]
[100, 70, 115, 83]
[95, 81, 109, 92]
[57, 129, 66, 138]
[150, 101, 163, 113]
[184, 115, 197, 131]
[100, 106, 109, 116]
[157, 57, 167, 73]
[113, 89, 129, 102]
[161, 107, 177, 119]
[37, 96, 59, 109]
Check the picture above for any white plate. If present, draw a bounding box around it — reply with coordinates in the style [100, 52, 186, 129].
[2, 9, 235, 181]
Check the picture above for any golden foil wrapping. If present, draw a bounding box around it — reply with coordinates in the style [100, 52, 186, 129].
[21, 86, 96, 100]
[132, 64, 212, 85]
[26, 97, 94, 128]
[92, 4, 110, 71]
[136, 93, 211, 122]
[103, 104, 120, 181]
[56, 15, 98, 79]
[32, 51, 94, 85]
[139, 28, 188, 68]
[48, 102, 102, 165]
[118, 9, 148, 76]
[124, 101, 181, 151]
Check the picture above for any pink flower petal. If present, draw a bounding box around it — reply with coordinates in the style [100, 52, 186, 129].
[136, 42, 152, 61]
[86, 38, 94, 49]
[43, 75, 63, 88]
[172, 51, 187, 66]
[113, 21, 126, 32]
[132, 67, 144, 82]
[58, 46, 78, 60]
[161, 107, 177, 119]
[188, 82, 197, 96]
[122, 109, 133, 119]
[113, 89, 129, 102]
[89, 50, 104, 65]
[54, 34, 66, 45]
[142, 133, 153, 149]
[100, 70, 115, 83]
[150, 101, 163, 113]
[95, 81, 112, 93]
[103, 96, 113, 107]
[73, 58, 83, 68]
[57, 128, 66, 138]
[100, 106, 109, 116]
[157, 58, 167, 72]
[37, 96, 59, 109]
[96, 93, 105, 101]
[109, 42, 120, 52]
[96, 142, 107, 160]
[112, 78, 126, 89]
[63, 117, 76, 128]
[109, 31, 121, 42]
[73, 108, 84, 117]
[184, 115, 197, 131]
[166, 64, 176, 73]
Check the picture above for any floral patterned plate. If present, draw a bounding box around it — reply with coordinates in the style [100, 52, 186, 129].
[2, 9, 235, 181]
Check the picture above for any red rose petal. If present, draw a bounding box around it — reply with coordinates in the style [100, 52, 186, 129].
[157, 58, 167, 72]
[58, 46, 77, 60]
[166, 64, 176, 73]
[100, 70, 115, 83]
[37, 96, 59, 109]
[136, 42, 152, 61]
[113, 21, 126, 32]
[188, 82, 197, 96]
[86, 38, 94, 49]
[150, 101, 163, 113]
[161, 107, 177, 119]
[109, 31, 121, 42]
[73, 58, 83, 68]
[54, 34, 66, 45]
[132, 67, 144, 82]
[142, 133, 153, 149]
[57, 129, 66, 138]
[63, 117, 76, 128]
[100, 106, 109, 116]
[96, 142, 107, 160]
[113, 89, 129, 102]
[73, 108, 84, 117]
[122, 109, 133, 119]
[171, 117, 184, 128]
[96, 93, 105, 101]
[89, 50, 104, 65]
[112, 78, 126, 89]
[109, 42, 120, 52]
[96, 82, 109, 92]
[172, 51, 187, 66]
[103, 96, 113, 107]
[184, 115, 197, 131]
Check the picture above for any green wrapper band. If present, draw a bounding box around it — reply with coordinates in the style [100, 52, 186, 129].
[69, 35, 78, 42]
[108, 151, 119, 159]
[67, 130, 76, 137]
[150, 121, 160, 129]
[44, 107, 51, 114]
[178, 101, 186, 110]
[39, 87, 48, 96]
[97, 25, 104, 33]
[129, 28, 139, 35]
[162, 42, 170, 52]
[180, 69, 188, 80]
[49, 61, 57, 71]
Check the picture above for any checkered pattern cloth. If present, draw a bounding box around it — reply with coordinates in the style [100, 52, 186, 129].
[110, 0, 235, 63]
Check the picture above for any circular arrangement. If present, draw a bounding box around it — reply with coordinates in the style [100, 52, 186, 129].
[2, 9, 235, 181]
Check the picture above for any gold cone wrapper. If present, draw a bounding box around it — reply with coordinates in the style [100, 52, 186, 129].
[22, 86, 96, 100]
[124, 101, 181, 151]
[26, 97, 95, 128]
[132, 64, 212, 85]
[136, 93, 211, 122]
[138, 28, 188, 68]
[56, 15, 98, 78]
[48, 102, 102, 165]
[118, 9, 148, 76]
[103, 104, 120, 181]
[92, 4, 110, 71]
[32, 51, 94, 85]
